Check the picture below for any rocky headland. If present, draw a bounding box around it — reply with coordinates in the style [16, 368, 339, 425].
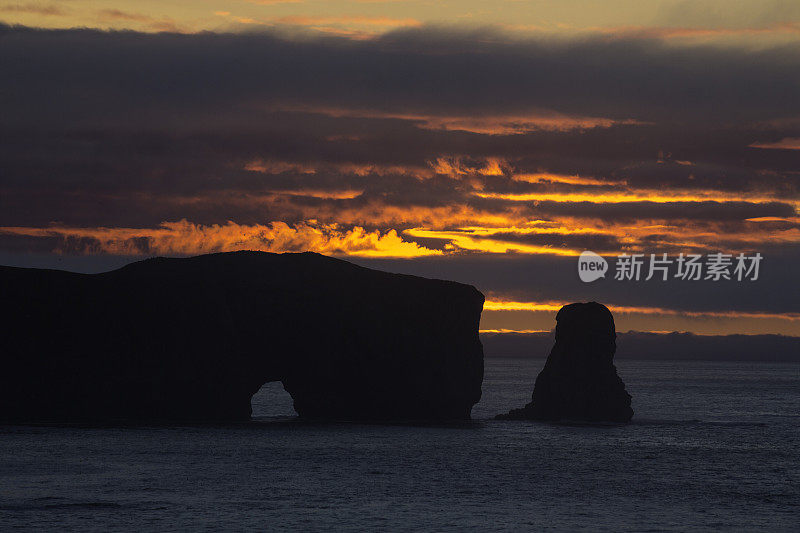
[0, 251, 485, 423]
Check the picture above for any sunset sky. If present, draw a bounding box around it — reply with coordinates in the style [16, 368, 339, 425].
[1, 1, 799, 337]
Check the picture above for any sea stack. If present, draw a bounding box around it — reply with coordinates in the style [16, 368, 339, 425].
[497, 302, 633, 423]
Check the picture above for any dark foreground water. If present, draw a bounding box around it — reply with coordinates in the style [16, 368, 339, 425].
[1, 359, 798, 531]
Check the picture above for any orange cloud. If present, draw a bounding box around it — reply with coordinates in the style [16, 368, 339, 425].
[273, 15, 421, 28]
[630, 23, 800, 41]
[96, 9, 182, 33]
[746, 216, 800, 223]
[512, 173, 625, 186]
[420, 113, 643, 135]
[218, 14, 424, 38]
[245, 158, 434, 179]
[0, 3, 65, 16]
[246, 0, 303, 4]
[404, 228, 587, 256]
[263, 104, 640, 134]
[472, 189, 800, 209]
[244, 159, 318, 174]
[428, 156, 506, 179]
[265, 189, 363, 199]
[749, 138, 800, 150]
[502, 22, 800, 44]
[0, 220, 442, 258]
[479, 329, 550, 334]
[3, 210, 798, 259]
[100, 187, 800, 255]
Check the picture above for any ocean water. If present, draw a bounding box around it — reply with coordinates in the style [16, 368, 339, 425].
[1, 358, 798, 531]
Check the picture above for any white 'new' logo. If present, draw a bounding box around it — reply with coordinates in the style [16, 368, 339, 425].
[578, 251, 608, 282]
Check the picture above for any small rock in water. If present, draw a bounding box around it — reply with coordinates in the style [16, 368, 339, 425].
[497, 302, 633, 423]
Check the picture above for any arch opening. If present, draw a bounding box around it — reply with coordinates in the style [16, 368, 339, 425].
[250, 381, 296, 420]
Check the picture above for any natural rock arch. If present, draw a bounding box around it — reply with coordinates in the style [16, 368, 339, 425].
[0, 252, 485, 422]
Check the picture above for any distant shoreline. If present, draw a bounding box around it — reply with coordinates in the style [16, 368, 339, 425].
[481, 331, 800, 362]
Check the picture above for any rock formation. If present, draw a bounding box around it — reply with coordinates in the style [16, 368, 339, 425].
[497, 302, 633, 422]
[0, 251, 484, 422]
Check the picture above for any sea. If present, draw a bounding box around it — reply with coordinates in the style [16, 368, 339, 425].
[1, 358, 798, 531]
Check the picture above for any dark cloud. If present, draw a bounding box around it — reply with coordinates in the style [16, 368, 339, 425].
[1, 22, 799, 222]
[351, 249, 800, 314]
[475, 231, 624, 251]
[2, 24, 800, 126]
[527, 200, 797, 221]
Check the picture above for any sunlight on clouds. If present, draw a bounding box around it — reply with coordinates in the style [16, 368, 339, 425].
[272, 15, 420, 28]
[484, 301, 565, 312]
[245, 158, 435, 179]
[479, 329, 551, 334]
[264, 189, 364, 199]
[0, 220, 442, 258]
[512, 173, 627, 186]
[246, 1, 303, 5]
[484, 299, 800, 321]
[213, 11, 421, 38]
[404, 228, 584, 256]
[244, 159, 318, 174]
[74, 191, 798, 257]
[3, 0, 799, 49]
[473, 190, 800, 209]
[1, 8, 799, 342]
[749, 138, 800, 150]
[262, 104, 639, 135]
[481, 300, 800, 335]
[419, 113, 643, 135]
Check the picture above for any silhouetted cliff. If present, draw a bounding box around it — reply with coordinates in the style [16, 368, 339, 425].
[497, 302, 633, 422]
[0, 252, 484, 422]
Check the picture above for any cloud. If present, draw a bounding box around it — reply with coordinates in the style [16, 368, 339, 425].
[473, 189, 800, 206]
[483, 298, 800, 321]
[654, 0, 800, 30]
[750, 137, 800, 150]
[2, 24, 800, 128]
[348, 248, 800, 316]
[271, 15, 420, 28]
[0, 220, 442, 258]
[212, 11, 421, 38]
[0, 24, 798, 273]
[95, 9, 183, 33]
[0, 3, 64, 16]
[246, 0, 303, 4]
[0, 23, 797, 336]
[265, 104, 640, 135]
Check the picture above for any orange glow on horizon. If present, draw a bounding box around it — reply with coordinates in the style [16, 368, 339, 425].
[484, 299, 800, 322]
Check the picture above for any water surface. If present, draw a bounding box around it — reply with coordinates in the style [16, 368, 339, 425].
[1, 359, 798, 530]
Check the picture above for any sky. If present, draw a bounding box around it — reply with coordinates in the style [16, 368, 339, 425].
[1, 1, 799, 339]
